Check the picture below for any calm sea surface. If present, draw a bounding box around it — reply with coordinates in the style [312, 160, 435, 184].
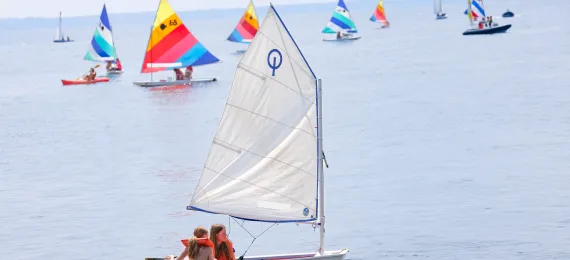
[1, 0, 570, 259]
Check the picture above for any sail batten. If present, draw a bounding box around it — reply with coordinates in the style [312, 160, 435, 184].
[322, 0, 358, 34]
[141, 0, 220, 73]
[189, 5, 318, 223]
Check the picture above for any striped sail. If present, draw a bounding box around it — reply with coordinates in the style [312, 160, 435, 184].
[84, 5, 117, 62]
[322, 0, 358, 34]
[464, 0, 486, 20]
[227, 0, 259, 43]
[370, 0, 389, 26]
[141, 0, 220, 73]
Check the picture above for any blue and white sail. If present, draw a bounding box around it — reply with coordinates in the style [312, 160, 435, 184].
[463, 0, 486, 20]
[322, 0, 358, 34]
[188, 4, 319, 223]
[84, 4, 118, 62]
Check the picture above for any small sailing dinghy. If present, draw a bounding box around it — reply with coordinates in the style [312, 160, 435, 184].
[133, 0, 220, 87]
[53, 11, 73, 43]
[227, 0, 259, 52]
[322, 0, 361, 41]
[434, 0, 447, 19]
[154, 4, 349, 260]
[84, 4, 123, 76]
[463, 0, 511, 35]
[370, 0, 390, 28]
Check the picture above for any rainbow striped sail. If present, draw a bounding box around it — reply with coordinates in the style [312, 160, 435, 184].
[227, 0, 259, 43]
[322, 0, 358, 34]
[464, 0, 486, 20]
[370, 0, 390, 27]
[141, 0, 220, 73]
[84, 5, 117, 62]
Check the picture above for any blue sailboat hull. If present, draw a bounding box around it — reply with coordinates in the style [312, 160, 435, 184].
[53, 40, 73, 43]
[463, 24, 511, 35]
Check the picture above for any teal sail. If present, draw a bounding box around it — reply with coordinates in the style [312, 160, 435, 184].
[84, 5, 117, 62]
[322, 0, 358, 34]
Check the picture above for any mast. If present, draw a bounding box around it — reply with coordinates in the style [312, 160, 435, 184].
[317, 78, 325, 254]
[58, 11, 62, 38]
[466, 0, 473, 26]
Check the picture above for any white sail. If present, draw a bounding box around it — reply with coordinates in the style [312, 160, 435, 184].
[189, 5, 319, 223]
[434, 0, 443, 14]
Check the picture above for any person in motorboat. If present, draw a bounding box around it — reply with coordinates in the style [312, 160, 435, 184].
[174, 68, 184, 80]
[167, 227, 215, 260]
[83, 68, 96, 81]
[184, 66, 193, 80]
[210, 224, 235, 260]
[488, 16, 494, 27]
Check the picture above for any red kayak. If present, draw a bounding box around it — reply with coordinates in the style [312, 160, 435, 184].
[61, 77, 110, 86]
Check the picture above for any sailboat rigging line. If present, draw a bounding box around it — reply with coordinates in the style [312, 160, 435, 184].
[231, 217, 277, 257]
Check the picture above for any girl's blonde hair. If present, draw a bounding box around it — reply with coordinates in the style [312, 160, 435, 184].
[188, 227, 209, 259]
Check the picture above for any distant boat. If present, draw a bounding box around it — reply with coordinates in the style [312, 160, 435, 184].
[434, 0, 447, 19]
[370, 0, 390, 28]
[502, 9, 515, 18]
[53, 11, 73, 43]
[322, 0, 361, 41]
[227, 0, 259, 45]
[133, 0, 220, 87]
[84, 4, 123, 75]
[463, 0, 511, 35]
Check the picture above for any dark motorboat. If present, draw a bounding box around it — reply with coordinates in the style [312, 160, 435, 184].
[502, 9, 515, 18]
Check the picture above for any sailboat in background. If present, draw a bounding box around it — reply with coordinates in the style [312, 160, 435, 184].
[227, 0, 259, 52]
[463, 0, 511, 35]
[183, 3, 349, 260]
[434, 0, 447, 19]
[322, 0, 361, 41]
[370, 0, 390, 28]
[53, 11, 73, 43]
[133, 0, 220, 87]
[84, 4, 123, 75]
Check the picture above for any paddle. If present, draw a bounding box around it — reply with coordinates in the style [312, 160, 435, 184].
[76, 64, 101, 80]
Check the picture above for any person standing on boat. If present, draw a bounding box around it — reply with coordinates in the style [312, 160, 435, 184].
[184, 66, 193, 80]
[210, 224, 235, 260]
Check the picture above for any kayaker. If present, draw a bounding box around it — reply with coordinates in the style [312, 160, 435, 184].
[84, 68, 96, 81]
[184, 66, 193, 80]
[174, 68, 184, 80]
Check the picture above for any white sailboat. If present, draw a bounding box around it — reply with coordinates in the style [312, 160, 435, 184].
[186, 4, 348, 260]
[54, 11, 73, 43]
[434, 0, 447, 19]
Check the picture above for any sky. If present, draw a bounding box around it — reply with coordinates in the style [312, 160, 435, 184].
[4, 0, 337, 18]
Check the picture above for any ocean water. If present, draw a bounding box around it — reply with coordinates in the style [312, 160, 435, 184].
[1, 0, 570, 259]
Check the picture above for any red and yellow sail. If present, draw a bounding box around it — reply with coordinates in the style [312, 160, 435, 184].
[141, 0, 219, 73]
[370, 0, 389, 27]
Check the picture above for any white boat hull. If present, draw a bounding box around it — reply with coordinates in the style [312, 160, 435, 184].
[322, 36, 361, 41]
[245, 249, 348, 260]
[133, 78, 217, 87]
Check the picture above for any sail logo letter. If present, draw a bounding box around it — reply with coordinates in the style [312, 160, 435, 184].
[267, 49, 282, 76]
